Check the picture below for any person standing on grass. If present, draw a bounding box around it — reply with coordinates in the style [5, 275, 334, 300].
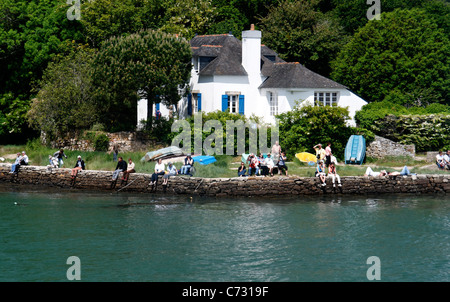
[314, 143, 326, 164]
[272, 141, 281, 165]
[112, 143, 119, 162]
[278, 152, 288, 176]
[53, 149, 67, 168]
[325, 143, 332, 167]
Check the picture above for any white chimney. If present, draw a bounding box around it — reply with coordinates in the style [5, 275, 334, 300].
[242, 24, 261, 78]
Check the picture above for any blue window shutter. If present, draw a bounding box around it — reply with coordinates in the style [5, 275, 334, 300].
[188, 94, 192, 116]
[197, 93, 202, 111]
[155, 103, 160, 111]
[222, 95, 228, 112]
[239, 95, 245, 115]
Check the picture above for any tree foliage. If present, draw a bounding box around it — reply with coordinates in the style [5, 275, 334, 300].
[259, 0, 347, 76]
[0, 0, 85, 143]
[331, 8, 450, 106]
[92, 29, 192, 126]
[27, 46, 98, 140]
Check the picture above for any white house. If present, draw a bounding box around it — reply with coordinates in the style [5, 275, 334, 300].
[137, 26, 367, 128]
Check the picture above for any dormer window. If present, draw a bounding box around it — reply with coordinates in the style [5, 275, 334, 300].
[199, 56, 215, 71]
[264, 55, 276, 62]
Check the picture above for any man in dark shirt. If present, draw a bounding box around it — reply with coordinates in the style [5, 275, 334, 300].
[112, 157, 127, 180]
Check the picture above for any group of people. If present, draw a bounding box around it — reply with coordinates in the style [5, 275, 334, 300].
[313, 142, 341, 188]
[9, 151, 29, 174]
[238, 141, 288, 177]
[436, 150, 450, 170]
[149, 154, 194, 186]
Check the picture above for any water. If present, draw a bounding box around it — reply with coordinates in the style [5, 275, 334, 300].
[0, 186, 449, 282]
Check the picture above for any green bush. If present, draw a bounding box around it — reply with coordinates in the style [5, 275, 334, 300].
[93, 134, 110, 151]
[277, 105, 353, 160]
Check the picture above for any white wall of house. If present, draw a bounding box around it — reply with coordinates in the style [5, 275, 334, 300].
[139, 86, 366, 128]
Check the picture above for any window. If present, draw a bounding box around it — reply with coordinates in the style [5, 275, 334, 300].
[264, 55, 276, 62]
[193, 93, 199, 113]
[269, 91, 278, 116]
[228, 95, 239, 114]
[199, 56, 215, 71]
[314, 92, 338, 107]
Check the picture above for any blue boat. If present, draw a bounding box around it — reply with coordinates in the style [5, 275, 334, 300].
[345, 135, 366, 165]
[192, 155, 217, 165]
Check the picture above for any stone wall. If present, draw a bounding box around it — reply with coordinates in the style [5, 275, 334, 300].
[1, 164, 449, 196]
[366, 135, 415, 159]
[44, 131, 154, 152]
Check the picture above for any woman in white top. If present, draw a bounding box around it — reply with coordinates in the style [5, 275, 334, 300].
[264, 153, 275, 176]
[150, 158, 165, 185]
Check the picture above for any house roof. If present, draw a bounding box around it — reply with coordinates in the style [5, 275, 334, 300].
[190, 33, 346, 89]
[259, 62, 347, 89]
[191, 34, 247, 76]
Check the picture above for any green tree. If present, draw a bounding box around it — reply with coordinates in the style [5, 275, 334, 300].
[330, 0, 437, 35]
[92, 29, 192, 128]
[0, 0, 85, 142]
[159, 0, 217, 39]
[81, 0, 167, 48]
[331, 8, 450, 106]
[259, 0, 347, 76]
[27, 47, 98, 140]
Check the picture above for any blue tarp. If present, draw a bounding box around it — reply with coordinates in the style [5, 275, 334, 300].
[192, 155, 217, 165]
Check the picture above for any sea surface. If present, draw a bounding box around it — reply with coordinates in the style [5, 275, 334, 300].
[0, 186, 448, 282]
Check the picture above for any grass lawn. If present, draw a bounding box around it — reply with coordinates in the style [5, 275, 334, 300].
[1, 144, 448, 178]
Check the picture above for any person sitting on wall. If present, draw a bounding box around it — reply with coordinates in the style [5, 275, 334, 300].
[436, 151, 445, 170]
[53, 149, 68, 168]
[265, 153, 275, 177]
[112, 157, 127, 181]
[258, 153, 268, 176]
[316, 160, 327, 186]
[122, 158, 135, 181]
[150, 158, 165, 185]
[246, 153, 258, 176]
[277, 152, 288, 176]
[71, 155, 85, 179]
[443, 150, 450, 170]
[180, 154, 194, 176]
[9, 152, 21, 174]
[327, 161, 341, 188]
[238, 162, 247, 177]
[163, 162, 178, 185]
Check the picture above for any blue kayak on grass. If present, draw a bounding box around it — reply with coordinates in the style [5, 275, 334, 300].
[344, 135, 366, 165]
[192, 155, 217, 165]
